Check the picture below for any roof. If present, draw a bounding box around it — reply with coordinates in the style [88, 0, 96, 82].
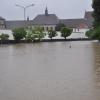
[6, 20, 33, 29]
[1, 11, 94, 29]
[59, 19, 88, 28]
[33, 14, 59, 25]
[0, 16, 5, 20]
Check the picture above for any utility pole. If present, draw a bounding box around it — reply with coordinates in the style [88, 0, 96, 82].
[15, 4, 34, 20]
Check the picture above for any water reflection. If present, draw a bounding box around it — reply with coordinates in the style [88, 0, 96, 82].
[93, 43, 100, 86]
[0, 42, 100, 100]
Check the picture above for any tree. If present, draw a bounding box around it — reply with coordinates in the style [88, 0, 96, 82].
[92, 26, 100, 40]
[48, 30, 57, 40]
[92, 0, 100, 27]
[12, 28, 27, 41]
[55, 23, 66, 31]
[61, 27, 72, 39]
[33, 26, 45, 41]
[0, 33, 9, 44]
[87, 0, 100, 41]
[85, 26, 100, 41]
[26, 26, 45, 42]
[26, 30, 35, 42]
[85, 29, 94, 38]
[0, 33, 9, 40]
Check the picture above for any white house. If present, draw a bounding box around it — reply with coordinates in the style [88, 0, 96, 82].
[0, 8, 93, 39]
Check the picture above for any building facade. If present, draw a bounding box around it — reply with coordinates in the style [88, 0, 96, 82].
[0, 17, 6, 29]
[0, 8, 93, 31]
[32, 7, 59, 31]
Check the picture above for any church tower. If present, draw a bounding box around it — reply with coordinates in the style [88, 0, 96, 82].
[45, 6, 48, 16]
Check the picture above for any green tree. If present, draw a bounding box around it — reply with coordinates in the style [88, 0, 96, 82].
[61, 27, 72, 39]
[55, 23, 66, 31]
[92, 26, 100, 40]
[87, 0, 100, 41]
[33, 26, 45, 41]
[85, 29, 94, 38]
[12, 28, 27, 41]
[92, 0, 100, 27]
[0, 33, 9, 40]
[48, 30, 57, 40]
[85, 26, 100, 41]
[26, 26, 45, 42]
[26, 30, 35, 42]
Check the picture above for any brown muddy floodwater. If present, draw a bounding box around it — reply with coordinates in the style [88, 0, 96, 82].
[0, 41, 100, 100]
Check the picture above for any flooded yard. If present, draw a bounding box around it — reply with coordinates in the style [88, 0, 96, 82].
[0, 41, 100, 100]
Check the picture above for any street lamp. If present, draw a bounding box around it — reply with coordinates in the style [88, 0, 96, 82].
[15, 4, 34, 20]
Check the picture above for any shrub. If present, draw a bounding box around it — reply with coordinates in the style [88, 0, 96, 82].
[33, 26, 45, 41]
[48, 30, 57, 39]
[93, 27, 100, 40]
[85, 29, 94, 38]
[61, 27, 72, 39]
[26, 30, 35, 42]
[26, 26, 46, 42]
[12, 28, 27, 41]
[0, 33, 9, 40]
[85, 26, 100, 40]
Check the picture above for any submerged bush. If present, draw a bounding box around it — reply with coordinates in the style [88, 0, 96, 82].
[0, 33, 9, 40]
[12, 28, 27, 41]
[26, 26, 46, 42]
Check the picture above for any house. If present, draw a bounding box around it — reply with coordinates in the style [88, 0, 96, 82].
[32, 8, 93, 32]
[5, 20, 33, 30]
[0, 17, 6, 29]
[0, 8, 94, 39]
[0, 8, 93, 31]
[59, 19, 88, 32]
[32, 7, 59, 31]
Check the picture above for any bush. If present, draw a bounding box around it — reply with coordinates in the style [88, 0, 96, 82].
[33, 26, 45, 41]
[26, 26, 46, 42]
[85, 26, 100, 40]
[93, 27, 100, 40]
[0, 33, 9, 40]
[26, 30, 35, 42]
[61, 27, 72, 39]
[48, 30, 57, 39]
[12, 28, 27, 41]
[85, 29, 94, 38]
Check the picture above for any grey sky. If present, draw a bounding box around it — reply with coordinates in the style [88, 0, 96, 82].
[0, 0, 92, 20]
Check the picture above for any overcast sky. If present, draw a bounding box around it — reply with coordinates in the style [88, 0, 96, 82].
[0, 0, 93, 20]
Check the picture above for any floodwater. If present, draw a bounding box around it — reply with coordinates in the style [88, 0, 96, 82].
[0, 41, 100, 100]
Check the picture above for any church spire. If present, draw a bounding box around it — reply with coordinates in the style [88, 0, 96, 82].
[45, 6, 48, 16]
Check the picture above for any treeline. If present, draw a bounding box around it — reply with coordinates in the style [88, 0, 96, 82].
[0, 25, 73, 43]
[85, 0, 100, 41]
